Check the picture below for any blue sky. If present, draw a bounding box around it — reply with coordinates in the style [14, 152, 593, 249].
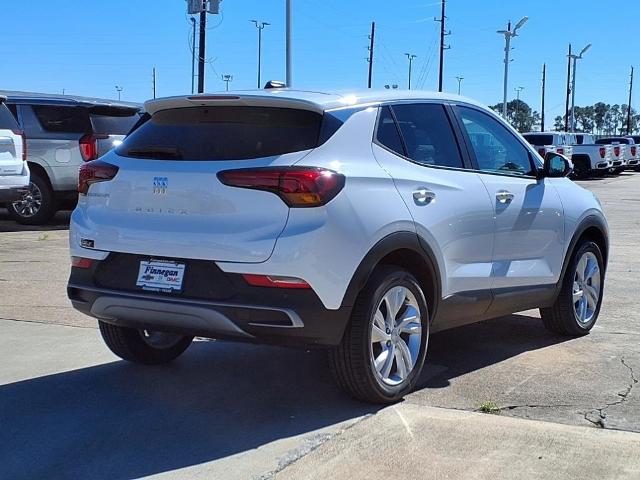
[1, 0, 635, 120]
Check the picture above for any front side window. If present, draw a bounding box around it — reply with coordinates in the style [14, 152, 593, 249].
[457, 106, 535, 176]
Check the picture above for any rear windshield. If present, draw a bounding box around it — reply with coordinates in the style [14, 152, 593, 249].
[116, 106, 328, 160]
[523, 134, 553, 146]
[90, 107, 140, 135]
[0, 104, 19, 130]
[32, 105, 139, 134]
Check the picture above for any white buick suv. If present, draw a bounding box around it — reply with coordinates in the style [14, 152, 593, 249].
[68, 90, 608, 403]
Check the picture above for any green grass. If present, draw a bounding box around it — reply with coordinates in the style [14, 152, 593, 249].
[479, 401, 501, 414]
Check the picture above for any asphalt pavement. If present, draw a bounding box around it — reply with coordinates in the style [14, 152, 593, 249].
[0, 172, 638, 479]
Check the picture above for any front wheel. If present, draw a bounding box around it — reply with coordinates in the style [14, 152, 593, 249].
[329, 267, 429, 404]
[98, 321, 193, 365]
[540, 241, 604, 336]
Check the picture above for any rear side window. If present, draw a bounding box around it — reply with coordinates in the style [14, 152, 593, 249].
[375, 106, 405, 156]
[390, 103, 464, 168]
[0, 104, 19, 130]
[32, 106, 90, 133]
[117, 106, 324, 160]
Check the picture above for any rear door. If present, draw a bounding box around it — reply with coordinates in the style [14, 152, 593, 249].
[453, 105, 564, 291]
[372, 103, 496, 323]
[75, 105, 326, 263]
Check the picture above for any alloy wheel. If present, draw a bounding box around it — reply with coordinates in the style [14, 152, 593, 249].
[572, 251, 601, 325]
[370, 286, 424, 386]
[12, 181, 42, 218]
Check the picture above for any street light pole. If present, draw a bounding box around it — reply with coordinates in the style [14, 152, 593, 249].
[190, 17, 196, 94]
[222, 74, 233, 91]
[251, 20, 270, 89]
[286, 0, 292, 87]
[455, 76, 463, 95]
[569, 43, 592, 132]
[515, 86, 524, 130]
[405, 53, 417, 90]
[497, 16, 528, 119]
[115, 85, 123, 101]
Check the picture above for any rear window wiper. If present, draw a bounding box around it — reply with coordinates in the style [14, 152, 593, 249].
[123, 146, 183, 160]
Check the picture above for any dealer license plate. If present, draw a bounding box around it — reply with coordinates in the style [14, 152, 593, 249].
[136, 260, 185, 292]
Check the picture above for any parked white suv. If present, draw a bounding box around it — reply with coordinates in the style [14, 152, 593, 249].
[0, 97, 29, 205]
[68, 90, 609, 403]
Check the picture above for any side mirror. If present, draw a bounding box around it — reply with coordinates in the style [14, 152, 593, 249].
[541, 152, 572, 178]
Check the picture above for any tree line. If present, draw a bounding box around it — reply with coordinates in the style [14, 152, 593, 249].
[490, 100, 638, 134]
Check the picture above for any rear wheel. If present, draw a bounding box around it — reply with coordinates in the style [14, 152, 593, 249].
[329, 267, 429, 404]
[540, 241, 604, 336]
[98, 321, 193, 365]
[8, 172, 56, 225]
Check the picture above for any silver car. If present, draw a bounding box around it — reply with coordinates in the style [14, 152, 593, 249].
[2, 92, 141, 224]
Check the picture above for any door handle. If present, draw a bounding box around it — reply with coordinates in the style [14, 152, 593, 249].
[412, 188, 436, 205]
[496, 190, 515, 204]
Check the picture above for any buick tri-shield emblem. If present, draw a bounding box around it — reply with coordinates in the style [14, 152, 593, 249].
[153, 176, 168, 195]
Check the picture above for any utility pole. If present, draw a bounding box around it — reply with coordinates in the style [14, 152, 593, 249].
[515, 86, 524, 129]
[455, 76, 463, 95]
[152, 67, 156, 99]
[497, 16, 528, 119]
[565, 43, 572, 131]
[541, 63, 546, 131]
[405, 53, 417, 90]
[251, 20, 270, 89]
[222, 74, 233, 91]
[286, 0, 292, 87]
[197, 0, 207, 93]
[434, 0, 450, 92]
[627, 66, 634, 135]
[190, 17, 196, 94]
[367, 21, 375, 88]
[115, 85, 123, 101]
[569, 43, 592, 131]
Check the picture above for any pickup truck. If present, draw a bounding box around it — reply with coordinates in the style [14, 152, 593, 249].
[595, 137, 633, 174]
[570, 143, 612, 178]
[522, 132, 574, 160]
[630, 136, 640, 171]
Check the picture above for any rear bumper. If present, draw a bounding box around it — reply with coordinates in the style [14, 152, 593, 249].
[595, 161, 610, 169]
[67, 259, 352, 347]
[0, 186, 28, 203]
[626, 159, 639, 167]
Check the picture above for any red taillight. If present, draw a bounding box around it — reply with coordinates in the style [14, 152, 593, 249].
[242, 274, 311, 289]
[632, 146, 637, 156]
[599, 147, 606, 158]
[538, 148, 545, 156]
[79, 134, 108, 162]
[78, 160, 119, 195]
[614, 146, 620, 157]
[556, 148, 564, 155]
[71, 256, 94, 269]
[11, 129, 27, 161]
[218, 167, 345, 208]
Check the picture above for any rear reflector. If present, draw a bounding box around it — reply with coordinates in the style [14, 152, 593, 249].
[71, 256, 94, 269]
[218, 167, 345, 207]
[78, 160, 119, 194]
[242, 274, 311, 289]
[556, 148, 564, 155]
[599, 147, 606, 158]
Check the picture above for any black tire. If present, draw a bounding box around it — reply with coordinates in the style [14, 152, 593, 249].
[570, 157, 591, 179]
[7, 171, 56, 225]
[614, 167, 625, 174]
[328, 266, 430, 404]
[98, 321, 193, 365]
[540, 241, 604, 336]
